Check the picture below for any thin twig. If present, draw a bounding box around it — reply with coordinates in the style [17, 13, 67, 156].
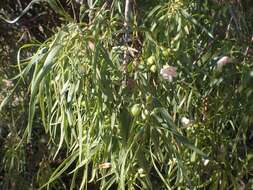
[87, 0, 94, 24]
[123, 0, 131, 74]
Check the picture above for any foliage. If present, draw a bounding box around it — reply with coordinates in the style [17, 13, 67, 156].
[0, 0, 62, 189]
[1, 0, 253, 189]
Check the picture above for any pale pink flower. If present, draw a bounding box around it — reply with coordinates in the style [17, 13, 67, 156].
[217, 56, 232, 71]
[2, 79, 13, 88]
[160, 65, 177, 82]
[12, 96, 23, 107]
[88, 41, 95, 50]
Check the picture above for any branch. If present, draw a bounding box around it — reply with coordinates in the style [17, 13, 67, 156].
[123, 0, 131, 72]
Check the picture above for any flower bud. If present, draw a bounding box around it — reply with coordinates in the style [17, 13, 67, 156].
[181, 117, 190, 126]
[202, 158, 210, 166]
[138, 168, 146, 177]
[88, 41, 95, 50]
[99, 162, 111, 169]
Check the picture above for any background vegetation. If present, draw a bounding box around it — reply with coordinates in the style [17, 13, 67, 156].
[0, 0, 253, 189]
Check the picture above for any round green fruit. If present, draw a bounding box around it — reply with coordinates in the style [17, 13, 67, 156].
[150, 65, 157, 73]
[131, 104, 141, 116]
[147, 55, 155, 65]
[162, 50, 169, 57]
[161, 47, 171, 57]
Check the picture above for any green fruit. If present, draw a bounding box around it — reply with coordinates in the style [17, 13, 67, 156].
[81, 101, 86, 107]
[161, 47, 171, 57]
[146, 95, 152, 104]
[131, 104, 141, 116]
[150, 65, 157, 73]
[147, 55, 155, 65]
[162, 50, 169, 57]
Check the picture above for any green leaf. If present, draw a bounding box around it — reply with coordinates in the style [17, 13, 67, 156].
[27, 45, 62, 141]
[118, 107, 132, 145]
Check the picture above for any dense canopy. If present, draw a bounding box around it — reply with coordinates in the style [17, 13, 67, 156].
[0, 0, 253, 189]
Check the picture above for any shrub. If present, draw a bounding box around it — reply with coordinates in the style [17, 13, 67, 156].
[1, 0, 253, 189]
